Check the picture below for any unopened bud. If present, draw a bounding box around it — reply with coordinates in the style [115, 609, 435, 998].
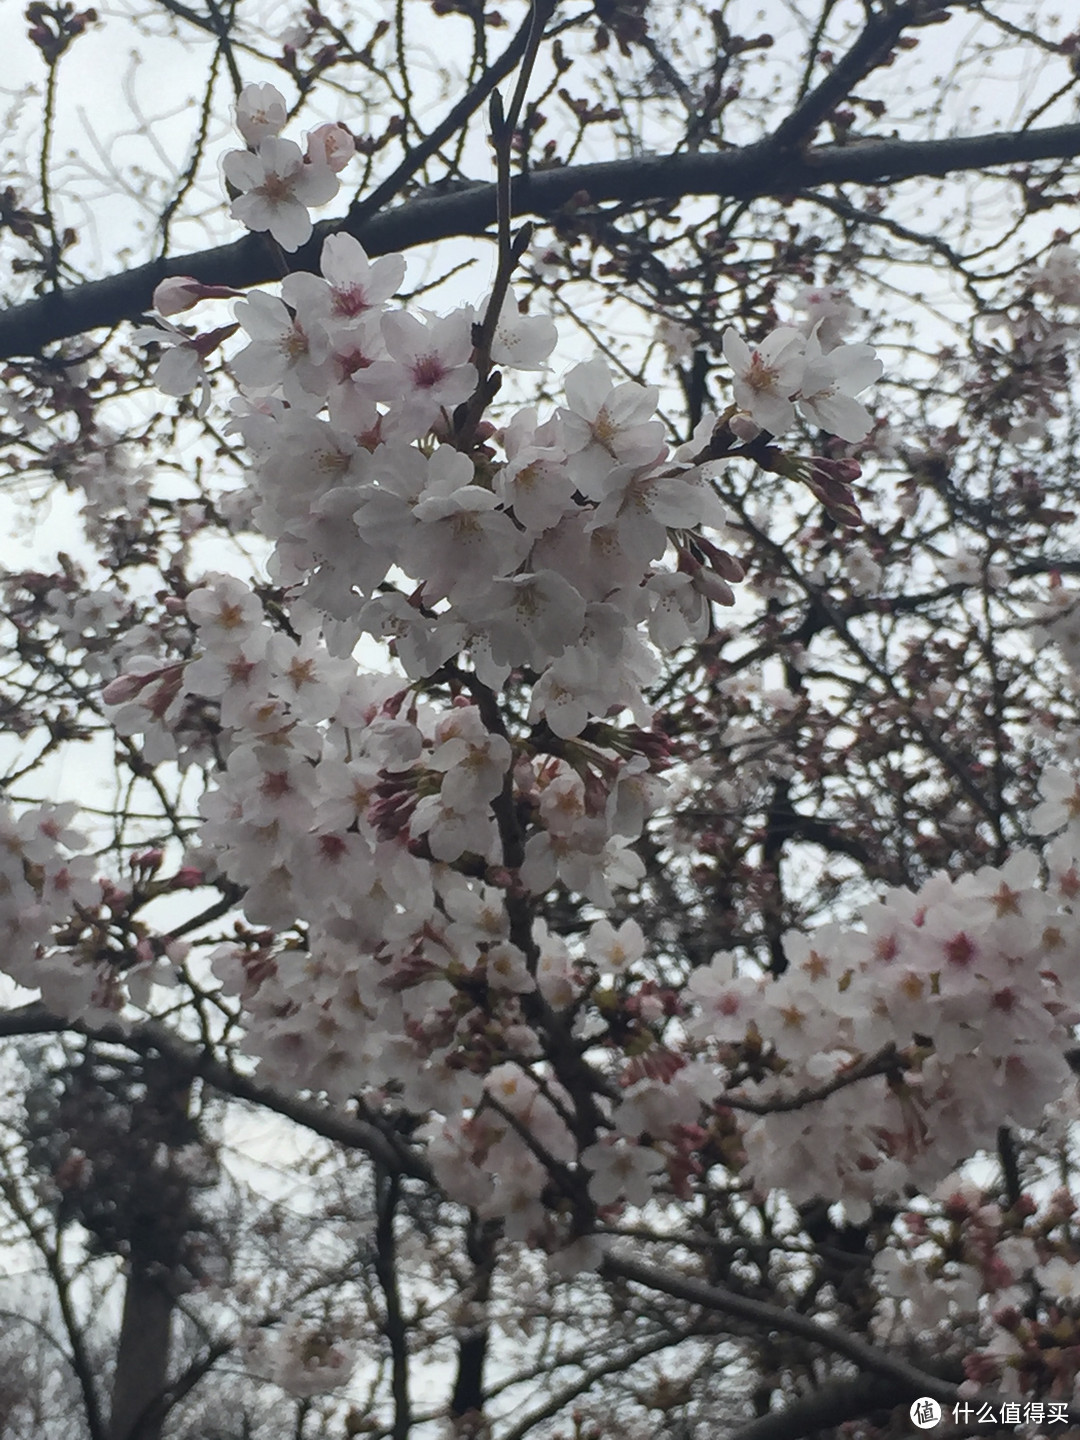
[171, 866, 204, 889]
[102, 672, 153, 704]
[730, 412, 762, 443]
[131, 847, 164, 875]
[690, 568, 736, 606]
[153, 276, 244, 316]
[693, 534, 745, 582]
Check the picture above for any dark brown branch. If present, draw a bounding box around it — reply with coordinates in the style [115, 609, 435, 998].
[605, 1251, 1080, 1425]
[720, 1045, 903, 1117]
[449, 1216, 497, 1423]
[117, 1337, 232, 1440]
[345, 0, 547, 233]
[3, 123, 1080, 358]
[110, 1262, 175, 1440]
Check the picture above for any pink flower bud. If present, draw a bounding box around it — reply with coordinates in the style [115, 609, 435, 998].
[102, 672, 152, 704]
[306, 123, 355, 173]
[131, 847, 164, 875]
[153, 276, 244, 316]
[171, 866, 204, 889]
[690, 534, 745, 582]
[690, 567, 736, 606]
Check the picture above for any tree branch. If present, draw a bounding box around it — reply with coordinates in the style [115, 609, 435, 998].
[3, 123, 1080, 358]
[601, 1251, 959, 1401]
[0, 1004, 431, 1180]
[727, 1374, 910, 1440]
[767, 0, 923, 154]
[0, 1163, 109, 1440]
[373, 1165, 410, 1440]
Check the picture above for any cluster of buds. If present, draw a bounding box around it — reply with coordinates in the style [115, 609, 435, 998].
[26, 1, 97, 62]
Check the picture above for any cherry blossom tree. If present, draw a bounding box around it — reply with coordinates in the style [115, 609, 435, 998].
[4, 1, 1080, 1437]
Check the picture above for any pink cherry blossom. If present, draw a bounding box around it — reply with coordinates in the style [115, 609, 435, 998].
[381, 309, 476, 434]
[319, 232, 405, 320]
[306, 122, 355, 173]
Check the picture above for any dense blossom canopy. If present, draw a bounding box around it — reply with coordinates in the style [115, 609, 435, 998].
[6, 3, 1080, 1437]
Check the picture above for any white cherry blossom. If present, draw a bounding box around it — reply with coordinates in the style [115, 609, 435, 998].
[559, 357, 665, 495]
[1032, 764, 1080, 837]
[722, 326, 806, 435]
[796, 328, 882, 440]
[234, 82, 288, 146]
[580, 1138, 665, 1207]
[587, 917, 645, 976]
[223, 137, 339, 251]
[487, 289, 558, 370]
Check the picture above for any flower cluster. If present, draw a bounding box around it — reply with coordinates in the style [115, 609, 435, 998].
[721, 322, 882, 441]
[223, 83, 353, 251]
[100, 92, 1080, 1255]
[0, 800, 105, 1018]
[212, 232, 739, 740]
[83, 78, 1080, 1259]
[242, 1314, 357, 1398]
[684, 832, 1080, 1219]
[870, 1178, 1080, 1404]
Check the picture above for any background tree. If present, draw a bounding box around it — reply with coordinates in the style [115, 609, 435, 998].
[3, 1, 1080, 1438]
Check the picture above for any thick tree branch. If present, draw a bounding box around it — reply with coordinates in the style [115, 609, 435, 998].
[606, 1253, 1080, 1426]
[449, 1216, 497, 1423]
[0, 1003, 431, 1180]
[3, 123, 1080, 359]
[728, 1374, 910, 1440]
[601, 1252, 958, 1402]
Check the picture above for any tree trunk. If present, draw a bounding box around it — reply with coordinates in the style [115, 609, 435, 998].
[109, 1253, 174, 1440]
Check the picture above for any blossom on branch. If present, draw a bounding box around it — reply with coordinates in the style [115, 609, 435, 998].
[223, 137, 339, 252]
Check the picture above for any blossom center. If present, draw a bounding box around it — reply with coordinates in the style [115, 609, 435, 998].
[411, 354, 447, 389]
